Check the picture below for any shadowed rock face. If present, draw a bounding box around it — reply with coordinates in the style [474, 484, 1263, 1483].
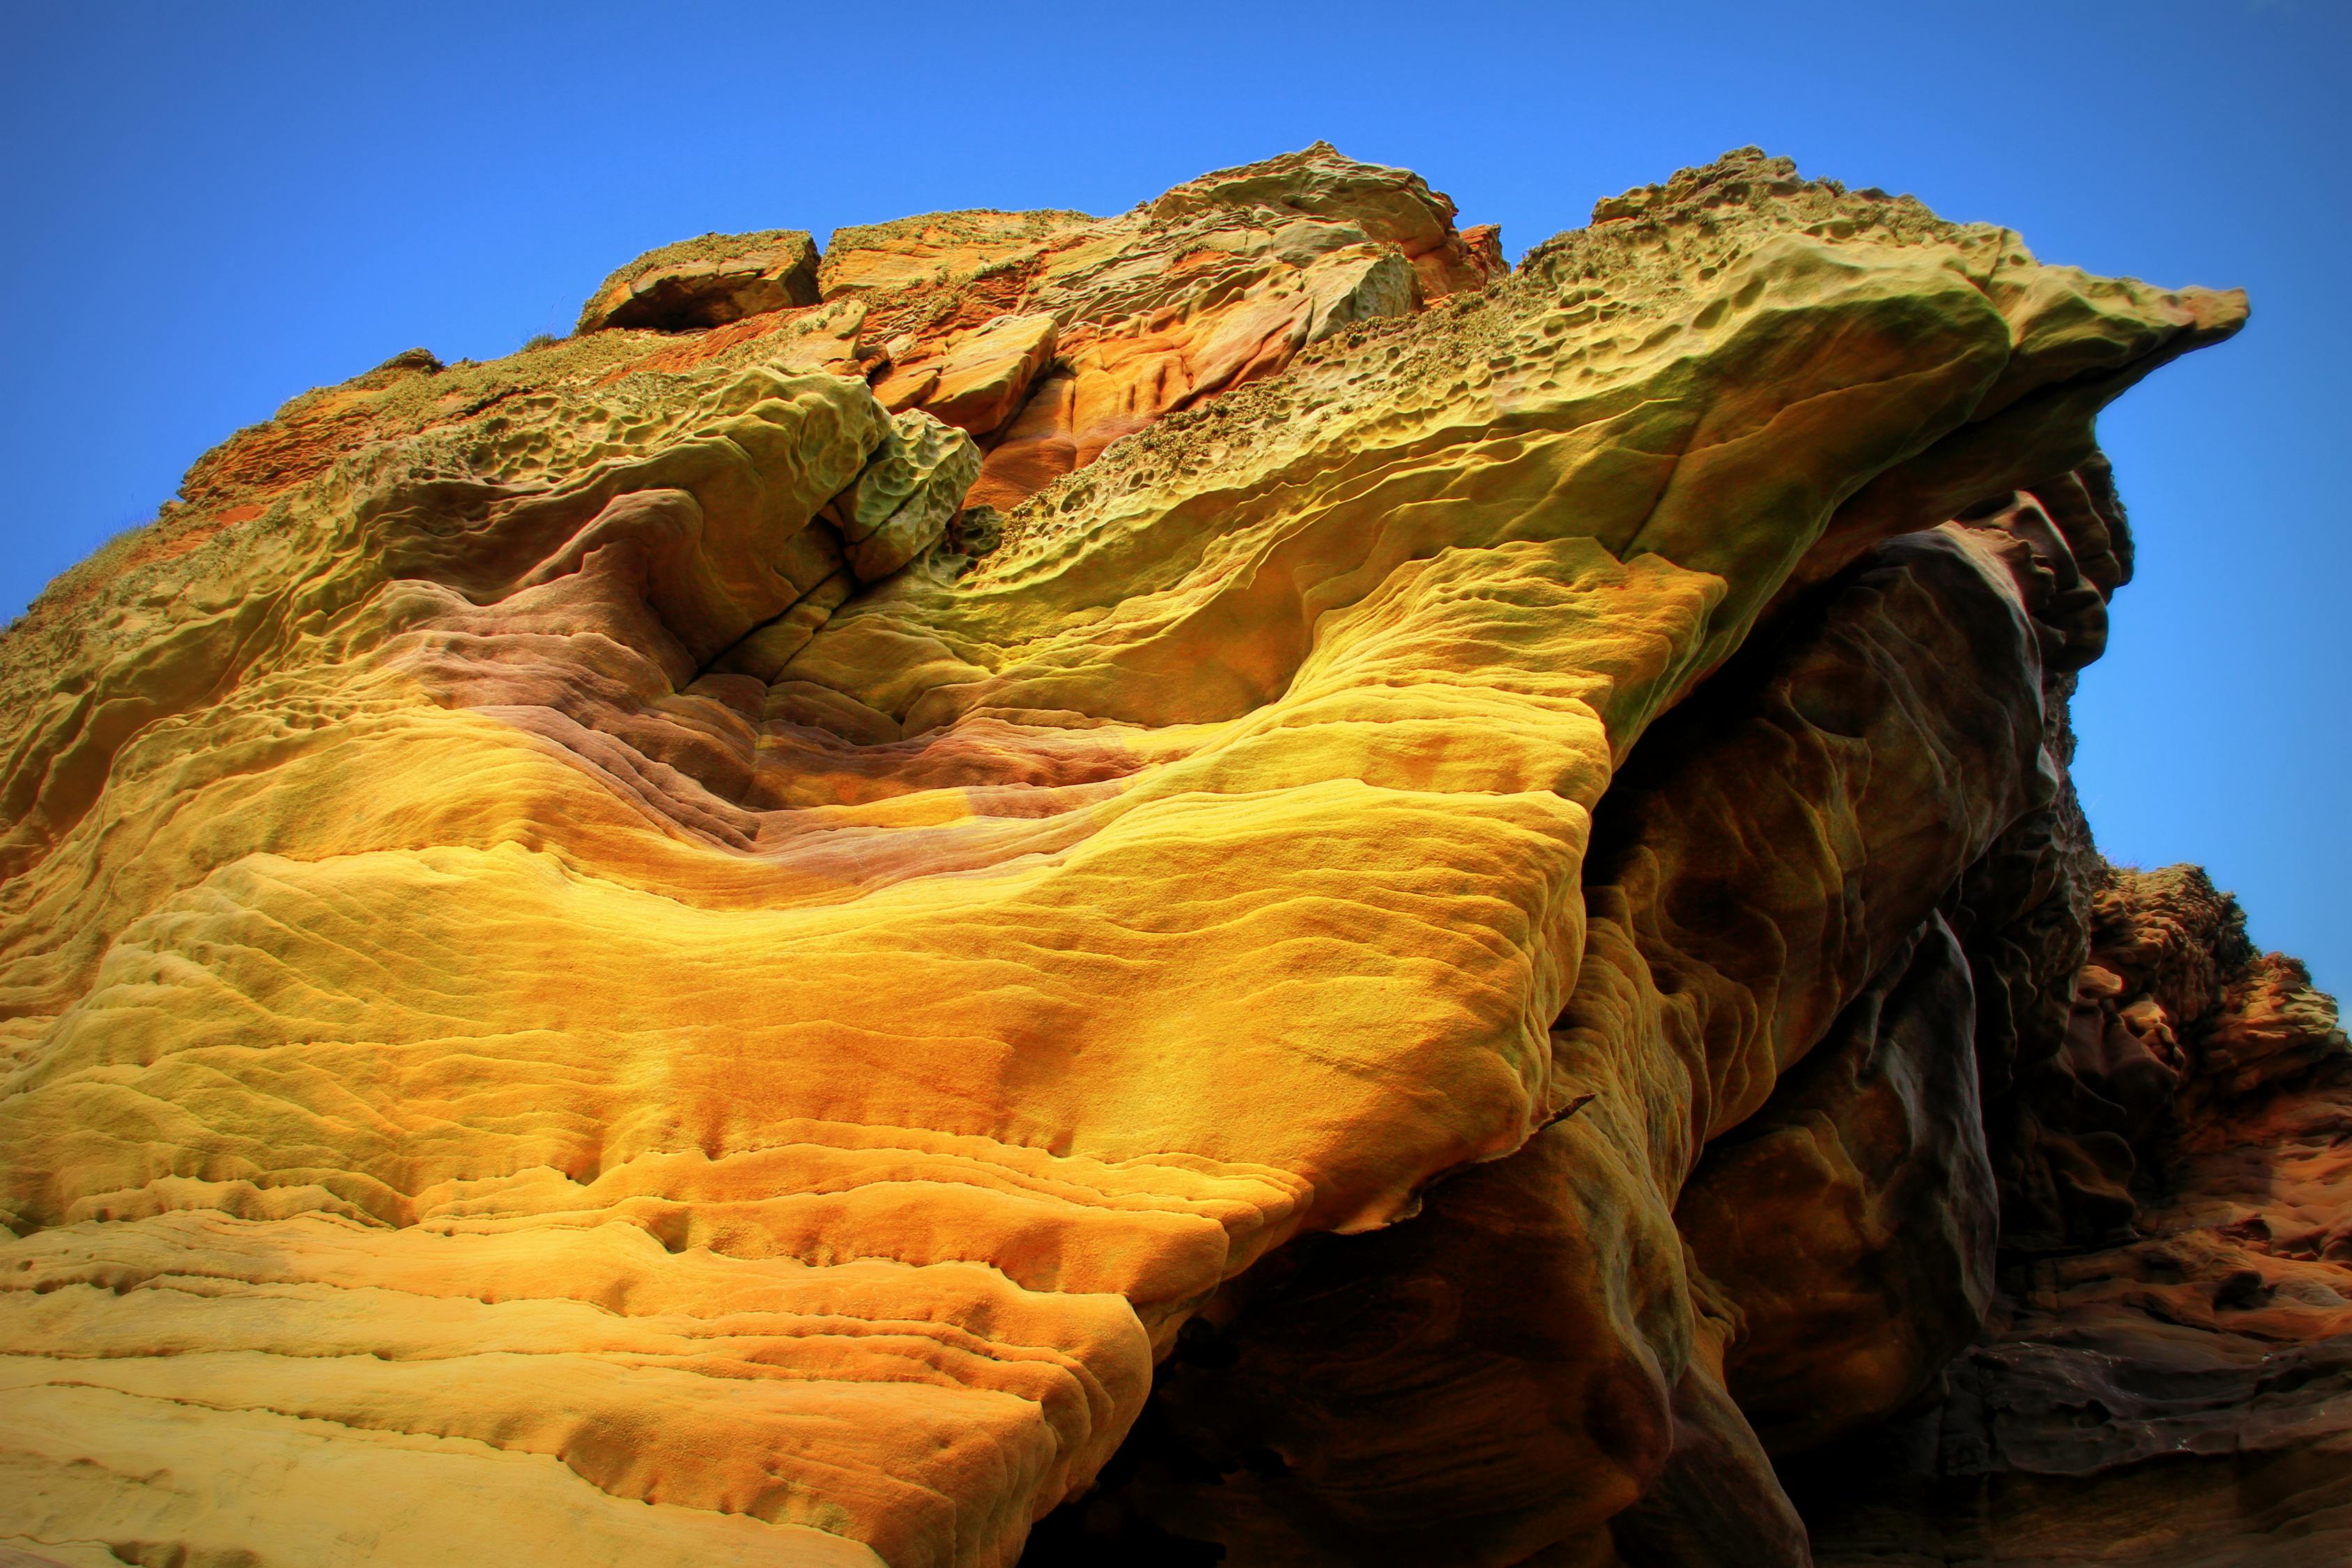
[0, 144, 2331, 1568]
[1791, 868, 2352, 1568]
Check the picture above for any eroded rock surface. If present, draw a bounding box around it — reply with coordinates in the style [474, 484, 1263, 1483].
[578, 229, 824, 332]
[0, 145, 2329, 1568]
[1785, 866, 2351, 1566]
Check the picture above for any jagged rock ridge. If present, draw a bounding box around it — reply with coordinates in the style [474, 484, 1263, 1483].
[0, 144, 2338, 1568]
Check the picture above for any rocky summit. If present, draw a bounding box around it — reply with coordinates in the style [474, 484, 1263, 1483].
[0, 144, 2342, 1568]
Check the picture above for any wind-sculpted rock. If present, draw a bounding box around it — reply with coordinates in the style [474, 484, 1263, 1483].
[1679, 914, 2000, 1456]
[1792, 870, 2352, 1568]
[578, 229, 823, 332]
[0, 144, 2330, 1568]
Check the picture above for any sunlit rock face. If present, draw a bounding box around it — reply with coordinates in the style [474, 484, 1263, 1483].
[0, 144, 2334, 1568]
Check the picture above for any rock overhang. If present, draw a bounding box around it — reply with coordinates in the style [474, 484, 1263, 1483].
[0, 141, 2332, 1568]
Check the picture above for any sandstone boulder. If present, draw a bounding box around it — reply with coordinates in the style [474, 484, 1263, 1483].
[576, 227, 821, 332]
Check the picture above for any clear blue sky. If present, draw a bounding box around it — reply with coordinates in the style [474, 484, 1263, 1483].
[4, 2, 2344, 996]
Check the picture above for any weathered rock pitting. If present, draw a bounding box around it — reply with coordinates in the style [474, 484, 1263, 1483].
[0, 145, 2333, 1568]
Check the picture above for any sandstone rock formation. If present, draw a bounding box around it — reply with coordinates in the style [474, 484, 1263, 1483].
[0, 144, 2337, 1568]
[1791, 869, 2352, 1567]
[578, 230, 823, 333]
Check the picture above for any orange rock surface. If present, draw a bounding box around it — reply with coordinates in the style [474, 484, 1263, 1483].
[0, 145, 2332, 1567]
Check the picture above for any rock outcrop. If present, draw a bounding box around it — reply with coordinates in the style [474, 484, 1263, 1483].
[1792, 868, 2352, 1567]
[0, 144, 2335, 1568]
[578, 230, 824, 333]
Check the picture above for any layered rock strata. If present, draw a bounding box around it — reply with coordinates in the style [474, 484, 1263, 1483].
[0, 145, 2332, 1568]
